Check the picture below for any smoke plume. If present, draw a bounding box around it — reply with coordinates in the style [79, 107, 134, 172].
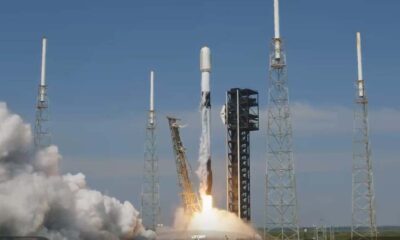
[196, 107, 209, 193]
[0, 102, 154, 240]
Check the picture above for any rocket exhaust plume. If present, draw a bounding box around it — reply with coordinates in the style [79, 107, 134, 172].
[198, 46, 213, 196]
[0, 102, 155, 239]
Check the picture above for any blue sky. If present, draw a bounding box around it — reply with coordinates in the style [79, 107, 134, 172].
[1, 0, 400, 227]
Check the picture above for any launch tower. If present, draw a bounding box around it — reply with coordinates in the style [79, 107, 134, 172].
[224, 88, 259, 222]
[264, 0, 300, 239]
[141, 71, 161, 231]
[351, 32, 378, 240]
[34, 37, 51, 149]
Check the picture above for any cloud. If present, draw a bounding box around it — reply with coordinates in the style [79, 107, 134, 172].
[260, 102, 400, 136]
[0, 102, 154, 239]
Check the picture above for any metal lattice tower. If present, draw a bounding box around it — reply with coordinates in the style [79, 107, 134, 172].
[34, 37, 51, 149]
[264, 0, 299, 239]
[167, 117, 201, 215]
[351, 32, 377, 240]
[224, 88, 259, 222]
[141, 71, 161, 231]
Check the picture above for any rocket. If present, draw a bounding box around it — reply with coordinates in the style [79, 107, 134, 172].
[200, 46, 213, 196]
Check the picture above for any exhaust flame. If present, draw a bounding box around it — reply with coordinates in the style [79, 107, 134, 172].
[201, 194, 212, 213]
[185, 194, 258, 237]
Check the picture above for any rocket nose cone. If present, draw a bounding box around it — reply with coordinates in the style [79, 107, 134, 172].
[200, 46, 211, 72]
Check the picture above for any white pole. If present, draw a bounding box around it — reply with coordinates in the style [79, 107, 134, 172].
[357, 32, 363, 81]
[149, 70, 155, 124]
[150, 71, 154, 112]
[356, 32, 364, 97]
[39, 37, 47, 102]
[273, 0, 281, 60]
[41, 38, 47, 87]
[274, 0, 280, 39]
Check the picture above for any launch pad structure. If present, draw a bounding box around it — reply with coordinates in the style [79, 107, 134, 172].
[167, 116, 201, 215]
[223, 88, 259, 222]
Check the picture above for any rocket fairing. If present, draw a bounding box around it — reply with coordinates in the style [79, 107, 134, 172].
[200, 46, 213, 196]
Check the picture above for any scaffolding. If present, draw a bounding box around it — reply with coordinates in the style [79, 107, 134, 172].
[224, 88, 259, 222]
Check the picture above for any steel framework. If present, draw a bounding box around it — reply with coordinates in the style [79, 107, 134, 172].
[351, 33, 377, 240]
[225, 88, 259, 222]
[34, 38, 50, 149]
[34, 85, 50, 149]
[167, 117, 201, 215]
[264, 38, 300, 240]
[141, 71, 161, 231]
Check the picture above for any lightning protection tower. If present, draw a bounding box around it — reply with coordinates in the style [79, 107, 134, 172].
[264, 0, 300, 239]
[141, 71, 161, 231]
[351, 32, 377, 240]
[34, 37, 51, 149]
[223, 88, 259, 222]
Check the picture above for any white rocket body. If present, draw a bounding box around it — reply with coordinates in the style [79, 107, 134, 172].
[356, 32, 365, 98]
[40, 38, 47, 102]
[200, 46, 213, 195]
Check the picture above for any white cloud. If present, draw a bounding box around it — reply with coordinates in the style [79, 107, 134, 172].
[260, 102, 400, 136]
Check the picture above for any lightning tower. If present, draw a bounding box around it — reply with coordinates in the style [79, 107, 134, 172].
[141, 71, 161, 231]
[34, 37, 51, 149]
[351, 32, 377, 240]
[264, 0, 300, 239]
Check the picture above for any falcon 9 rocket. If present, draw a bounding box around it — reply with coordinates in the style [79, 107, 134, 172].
[200, 46, 213, 196]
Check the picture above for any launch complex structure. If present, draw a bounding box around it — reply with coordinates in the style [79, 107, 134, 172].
[167, 117, 201, 214]
[162, 4, 379, 239]
[224, 88, 259, 222]
[21, 0, 383, 238]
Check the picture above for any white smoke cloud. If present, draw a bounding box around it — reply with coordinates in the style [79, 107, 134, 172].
[196, 107, 209, 193]
[0, 102, 154, 240]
